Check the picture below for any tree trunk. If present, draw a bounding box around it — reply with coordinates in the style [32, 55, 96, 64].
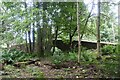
[32, 2, 35, 53]
[77, 2, 81, 63]
[46, 26, 52, 55]
[53, 26, 59, 53]
[28, 30, 32, 53]
[37, 27, 44, 57]
[25, 32, 28, 52]
[32, 27, 35, 53]
[97, 0, 101, 57]
[42, 2, 47, 55]
[36, 2, 44, 57]
[69, 32, 72, 50]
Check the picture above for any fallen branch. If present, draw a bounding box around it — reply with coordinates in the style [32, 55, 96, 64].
[13, 59, 40, 67]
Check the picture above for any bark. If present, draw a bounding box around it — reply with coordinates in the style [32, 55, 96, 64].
[69, 26, 73, 50]
[37, 27, 44, 57]
[32, 27, 35, 52]
[53, 26, 59, 53]
[24, 2, 34, 53]
[25, 32, 28, 52]
[28, 30, 32, 53]
[70, 34, 72, 50]
[42, 2, 47, 54]
[46, 26, 52, 54]
[32, 2, 35, 53]
[77, 2, 81, 63]
[97, 0, 101, 56]
[36, 2, 44, 57]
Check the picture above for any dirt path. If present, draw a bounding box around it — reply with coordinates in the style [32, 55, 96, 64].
[34, 59, 103, 78]
[1, 58, 103, 78]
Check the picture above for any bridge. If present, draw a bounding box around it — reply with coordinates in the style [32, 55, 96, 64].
[9, 40, 117, 52]
[54, 40, 117, 51]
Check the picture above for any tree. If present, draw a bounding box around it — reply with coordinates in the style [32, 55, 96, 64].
[32, 1, 35, 53]
[97, 0, 101, 56]
[36, 2, 44, 57]
[77, 2, 81, 63]
[118, 2, 120, 51]
[100, 2, 117, 42]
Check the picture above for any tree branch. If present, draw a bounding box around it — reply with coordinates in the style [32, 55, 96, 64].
[80, 0, 95, 39]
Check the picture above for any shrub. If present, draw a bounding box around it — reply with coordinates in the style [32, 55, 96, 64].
[100, 60, 119, 77]
[81, 50, 97, 62]
[101, 45, 117, 55]
[67, 52, 77, 61]
[52, 49, 98, 65]
[1, 49, 35, 64]
[52, 51, 77, 65]
[52, 51, 65, 65]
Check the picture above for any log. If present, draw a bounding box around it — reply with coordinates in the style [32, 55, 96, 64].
[13, 59, 40, 67]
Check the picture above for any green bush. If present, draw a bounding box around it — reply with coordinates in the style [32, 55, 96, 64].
[67, 52, 77, 61]
[98, 45, 119, 77]
[52, 50, 78, 65]
[101, 45, 117, 55]
[1, 49, 35, 64]
[52, 49, 98, 65]
[52, 51, 65, 65]
[100, 60, 119, 77]
[81, 50, 97, 62]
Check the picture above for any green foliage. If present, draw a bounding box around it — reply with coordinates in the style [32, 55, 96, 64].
[68, 52, 77, 61]
[100, 60, 119, 77]
[3, 64, 44, 78]
[98, 46, 119, 77]
[52, 50, 65, 65]
[26, 66, 44, 78]
[101, 45, 117, 55]
[52, 48, 78, 65]
[81, 50, 97, 62]
[52, 49, 98, 65]
[4, 65, 16, 72]
[1, 49, 35, 64]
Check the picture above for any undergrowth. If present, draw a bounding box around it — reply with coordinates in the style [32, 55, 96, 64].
[52, 47, 98, 65]
[1, 49, 36, 64]
[51, 46, 119, 77]
[3, 65, 44, 78]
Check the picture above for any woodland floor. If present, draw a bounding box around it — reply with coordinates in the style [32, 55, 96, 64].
[1, 58, 105, 78]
